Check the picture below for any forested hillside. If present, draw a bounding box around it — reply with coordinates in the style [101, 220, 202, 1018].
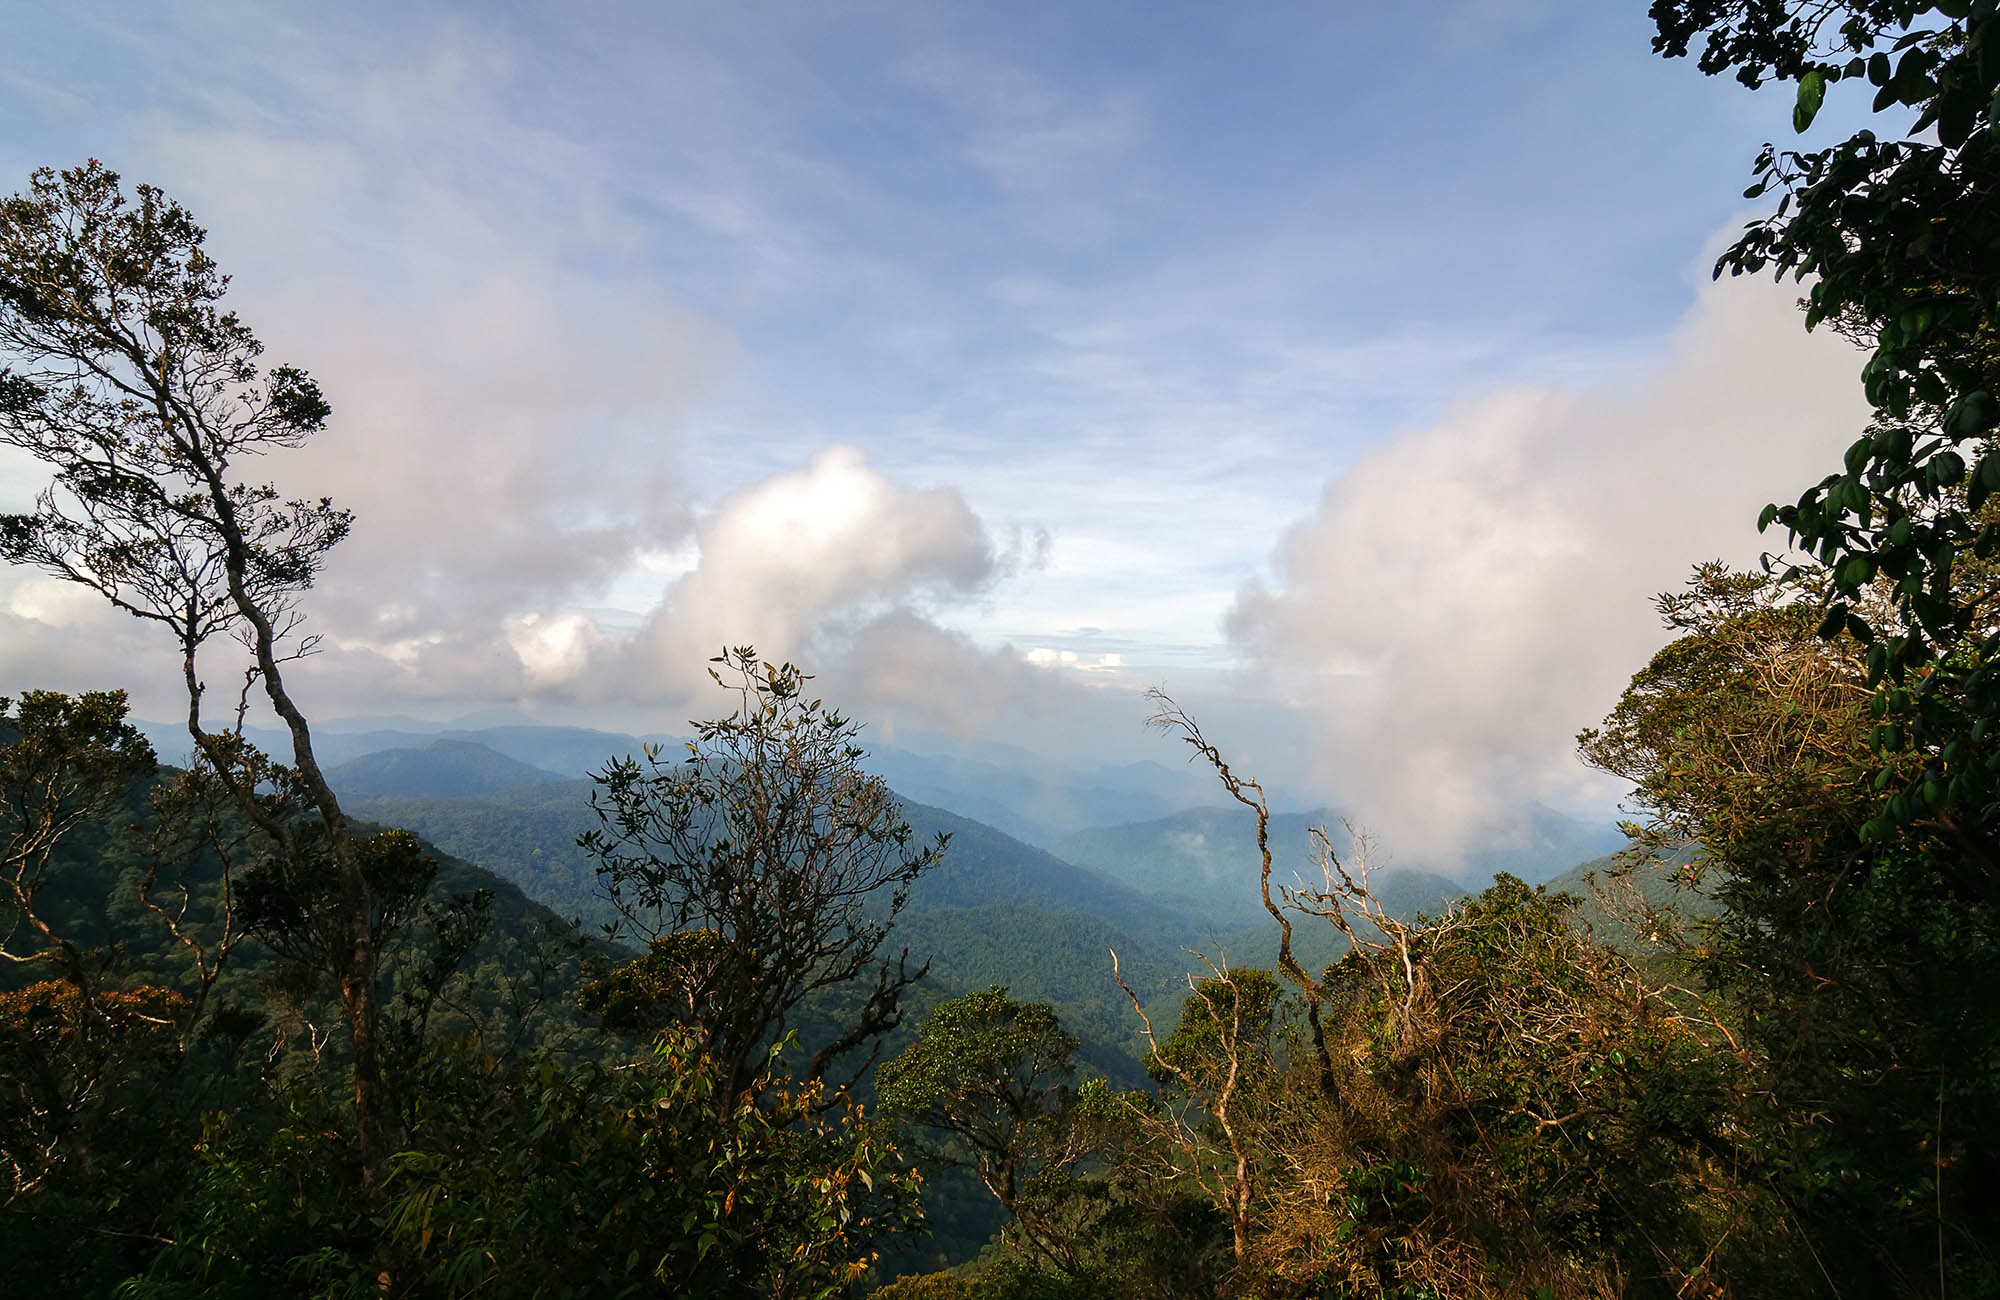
[325, 740, 568, 799]
[342, 769, 1222, 1057]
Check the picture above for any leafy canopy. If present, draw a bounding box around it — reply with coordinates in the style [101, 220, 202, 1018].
[1650, 0, 2000, 832]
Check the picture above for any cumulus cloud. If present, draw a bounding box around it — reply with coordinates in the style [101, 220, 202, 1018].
[603, 445, 996, 695]
[457, 445, 1152, 756]
[0, 433, 1111, 745]
[0, 27, 742, 721]
[1227, 267, 1873, 861]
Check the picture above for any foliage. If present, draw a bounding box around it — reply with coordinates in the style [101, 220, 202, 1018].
[1579, 563, 1881, 865]
[0, 976, 188, 1276]
[0, 692, 600, 1296]
[1584, 562, 2000, 1296]
[113, 1083, 377, 1300]
[579, 647, 948, 1097]
[879, 986, 1083, 1210]
[2, 689, 157, 982]
[876, 987, 1163, 1283]
[343, 777, 1199, 1067]
[1276, 876, 1779, 1298]
[0, 161, 348, 646]
[373, 1032, 923, 1300]
[1089, 709, 1810, 1299]
[953, 1161, 1229, 1300]
[870, 1272, 976, 1300]
[1149, 967, 1280, 1092]
[0, 689, 233, 1293]
[1650, 0, 2000, 833]
[1141, 877, 1788, 1300]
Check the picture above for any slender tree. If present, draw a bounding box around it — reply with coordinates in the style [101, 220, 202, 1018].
[0, 162, 393, 1189]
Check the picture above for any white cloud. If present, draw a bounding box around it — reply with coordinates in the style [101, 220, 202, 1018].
[6, 578, 103, 630]
[0, 28, 731, 722]
[609, 445, 998, 697]
[1227, 267, 1872, 860]
[106, 39, 735, 708]
[506, 612, 606, 690]
[809, 608, 1146, 760]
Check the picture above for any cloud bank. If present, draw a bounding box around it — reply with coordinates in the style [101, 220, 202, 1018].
[1227, 269, 1872, 861]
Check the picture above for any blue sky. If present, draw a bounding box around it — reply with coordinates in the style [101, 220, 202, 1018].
[0, 1, 1879, 853]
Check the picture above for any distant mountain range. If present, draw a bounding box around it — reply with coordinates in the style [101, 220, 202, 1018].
[299, 728, 1621, 1062]
[856, 745, 1229, 849]
[122, 718, 1629, 1061]
[334, 755, 1210, 1056]
[132, 719, 1241, 848]
[131, 719, 662, 778]
[138, 717, 1622, 872]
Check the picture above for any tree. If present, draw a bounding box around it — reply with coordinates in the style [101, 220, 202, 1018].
[578, 647, 948, 1104]
[375, 1031, 924, 1300]
[879, 987, 1083, 1214]
[1143, 691, 1339, 1101]
[2, 690, 161, 1199]
[877, 985, 1141, 1282]
[1, 690, 157, 993]
[1117, 706, 1793, 1298]
[1583, 562, 2000, 1296]
[0, 689, 257, 1291]
[0, 162, 396, 1189]
[1114, 959, 1275, 1272]
[1648, 1, 2000, 834]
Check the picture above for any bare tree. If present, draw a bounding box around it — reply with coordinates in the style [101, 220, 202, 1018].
[1113, 950, 1269, 1267]
[1144, 689, 1341, 1098]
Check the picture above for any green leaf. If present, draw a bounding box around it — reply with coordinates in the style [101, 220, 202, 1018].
[1944, 390, 1998, 440]
[1795, 68, 1828, 132]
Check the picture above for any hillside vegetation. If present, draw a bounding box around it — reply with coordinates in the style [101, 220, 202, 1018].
[11, 14, 2000, 1290]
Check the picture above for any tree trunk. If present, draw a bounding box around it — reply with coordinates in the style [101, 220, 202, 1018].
[192, 438, 394, 1194]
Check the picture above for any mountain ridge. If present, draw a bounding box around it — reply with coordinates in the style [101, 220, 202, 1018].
[325, 739, 568, 799]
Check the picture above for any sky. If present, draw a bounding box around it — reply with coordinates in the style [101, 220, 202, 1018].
[0, 0, 1879, 859]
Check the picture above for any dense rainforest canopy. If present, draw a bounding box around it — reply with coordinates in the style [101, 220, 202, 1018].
[4, 0, 2000, 1294]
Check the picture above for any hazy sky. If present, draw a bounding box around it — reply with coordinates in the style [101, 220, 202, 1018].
[0, 1, 1876, 854]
